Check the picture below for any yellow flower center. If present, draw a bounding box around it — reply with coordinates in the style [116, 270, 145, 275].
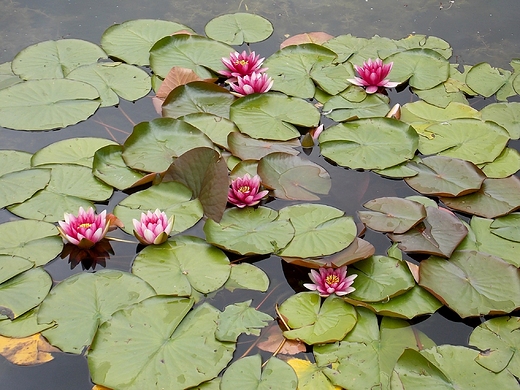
[325, 275, 340, 285]
[238, 185, 251, 193]
[235, 59, 248, 66]
[79, 223, 92, 229]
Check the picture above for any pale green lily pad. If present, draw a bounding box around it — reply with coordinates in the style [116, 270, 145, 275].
[230, 92, 320, 141]
[469, 316, 520, 376]
[440, 176, 520, 218]
[0, 150, 32, 176]
[92, 145, 147, 190]
[39, 270, 155, 354]
[0, 267, 52, 320]
[279, 292, 357, 345]
[412, 83, 468, 109]
[228, 132, 300, 160]
[0, 79, 100, 131]
[0, 255, 33, 285]
[458, 216, 520, 267]
[216, 301, 273, 342]
[419, 250, 520, 318]
[480, 102, 520, 139]
[8, 164, 113, 222]
[358, 197, 426, 234]
[12, 39, 107, 79]
[101, 19, 194, 66]
[0, 168, 51, 208]
[258, 153, 331, 201]
[150, 34, 233, 78]
[388, 206, 467, 258]
[264, 43, 338, 98]
[204, 207, 294, 255]
[0, 308, 53, 338]
[223, 263, 269, 292]
[0, 220, 62, 266]
[323, 34, 398, 63]
[404, 155, 485, 197]
[162, 82, 235, 119]
[319, 118, 418, 170]
[31, 137, 117, 168]
[314, 308, 435, 390]
[88, 298, 235, 390]
[132, 235, 230, 296]
[114, 181, 203, 235]
[347, 256, 415, 303]
[0, 62, 22, 89]
[221, 355, 297, 390]
[490, 213, 520, 242]
[181, 113, 239, 150]
[205, 13, 273, 45]
[322, 93, 390, 122]
[386, 48, 450, 90]
[122, 117, 214, 173]
[310, 61, 354, 95]
[480, 147, 520, 178]
[67, 62, 151, 107]
[277, 204, 356, 257]
[395, 34, 452, 59]
[418, 119, 509, 165]
[466, 62, 508, 97]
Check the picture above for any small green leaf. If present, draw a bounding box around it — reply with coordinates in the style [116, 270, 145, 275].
[205, 13, 273, 45]
[216, 300, 273, 342]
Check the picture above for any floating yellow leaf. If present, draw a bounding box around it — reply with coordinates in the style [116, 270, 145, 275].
[0, 333, 59, 365]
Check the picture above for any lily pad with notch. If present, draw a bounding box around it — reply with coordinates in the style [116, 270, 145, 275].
[205, 13, 273, 45]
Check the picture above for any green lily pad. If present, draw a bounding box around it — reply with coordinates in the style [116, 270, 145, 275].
[32, 137, 118, 168]
[67, 62, 151, 107]
[418, 119, 509, 165]
[286, 358, 337, 390]
[231, 92, 320, 141]
[440, 176, 520, 218]
[323, 34, 398, 63]
[205, 13, 273, 45]
[11, 39, 107, 79]
[404, 155, 485, 197]
[278, 292, 357, 345]
[221, 355, 297, 390]
[0, 150, 32, 176]
[162, 81, 235, 119]
[0, 267, 52, 320]
[358, 197, 427, 234]
[181, 113, 239, 150]
[0, 255, 33, 285]
[319, 118, 418, 170]
[388, 206, 467, 258]
[39, 270, 155, 354]
[0, 62, 22, 89]
[88, 297, 235, 390]
[100, 19, 194, 66]
[216, 301, 273, 342]
[224, 263, 270, 292]
[0, 168, 51, 208]
[0, 308, 53, 338]
[114, 181, 203, 235]
[258, 153, 331, 201]
[228, 132, 300, 160]
[204, 207, 294, 255]
[395, 34, 452, 59]
[480, 147, 520, 178]
[132, 235, 230, 296]
[412, 83, 468, 109]
[466, 62, 508, 97]
[419, 250, 520, 318]
[150, 34, 233, 78]
[347, 256, 415, 303]
[480, 102, 520, 139]
[310, 61, 354, 95]
[0, 220, 62, 266]
[277, 204, 356, 257]
[490, 213, 520, 242]
[0, 79, 100, 130]
[322, 93, 390, 122]
[122, 117, 214, 173]
[92, 145, 147, 190]
[469, 316, 520, 376]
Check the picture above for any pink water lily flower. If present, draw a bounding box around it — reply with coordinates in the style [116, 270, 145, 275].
[57, 207, 111, 249]
[132, 209, 174, 245]
[304, 266, 357, 297]
[347, 58, 399, 94]
[228, 174, 269, 208]
[220, 51, 268, 80]
[229, 72, 274, 96]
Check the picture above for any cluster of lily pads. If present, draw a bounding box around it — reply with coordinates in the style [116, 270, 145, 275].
[0, 11, 519, 390]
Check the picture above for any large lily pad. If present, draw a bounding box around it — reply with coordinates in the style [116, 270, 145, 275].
[323, 34, 398, 63]
[88, 298, 235, 390]
[322, 93, 390, 122]
[205, 13, 273, 45]
[480, 102, 520, 139]
[480, 147, 520, 178]
[466, 62, 508, 97]
[38, 270, 155, 354]
[0, 168, 51, 208]
[181, 113, 239, 150]
[230, 92, 320, 141]
[277, 204, 356, 257]
[101, 19, 194, 66]
[490, 212, 520, 242]
[319, 118, 418, 170]
[0, 79, 100, 130]
[132, 235, 230, 296]
[258, 153, 331, 201]
[0, 150, 32, 176]
[92, 145, 147, 190]
[216, 301, 273, 342]
[278, 292, 357, 345]
[419, 250, 520, 318]
[204, 207, 294, 255]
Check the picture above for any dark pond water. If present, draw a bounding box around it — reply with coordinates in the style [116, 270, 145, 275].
[0, 0, 519, 388]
